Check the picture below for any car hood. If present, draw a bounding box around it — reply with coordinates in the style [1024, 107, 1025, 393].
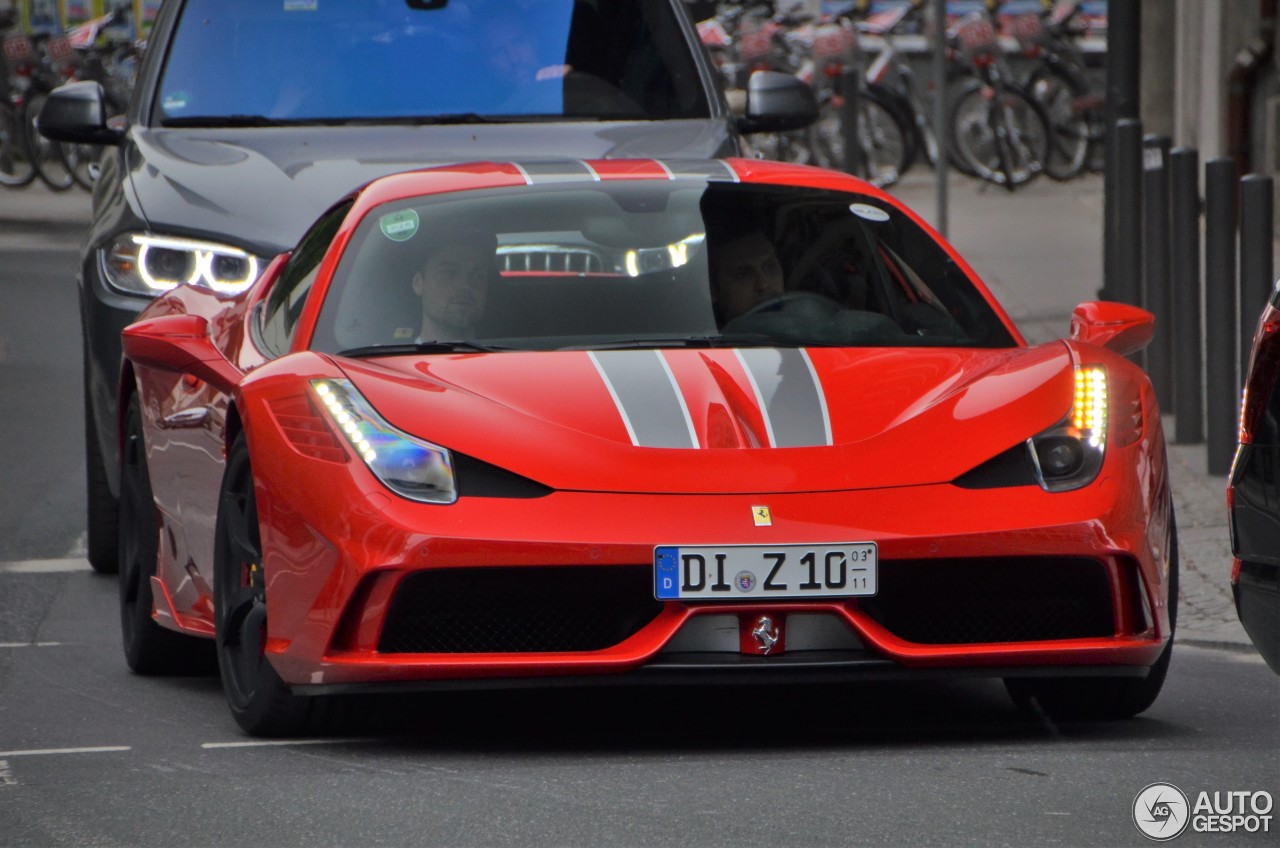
[124, 121, 738, 255]
[334, 344, 1074, 494]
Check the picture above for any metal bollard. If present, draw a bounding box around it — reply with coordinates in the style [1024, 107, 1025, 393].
[1239, 174, 1275, 385]
[1109, 119, 1143, 308]
[1143, 135, 1172, 407]
[1204, 158, 1238, 474]
[1170, 147, 1204, 444]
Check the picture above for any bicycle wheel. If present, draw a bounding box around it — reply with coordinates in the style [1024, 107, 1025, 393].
[951, 81, 1049, 190]
[24, 92, 76, 192]
[1027, 65, 1100, 181]
[0, 102, 37, 187]
[810, 87, 909, 189]
[61, 140, 103, 191]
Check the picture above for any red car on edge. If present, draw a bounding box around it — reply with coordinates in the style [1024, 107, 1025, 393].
[117, 158, 1175, 735]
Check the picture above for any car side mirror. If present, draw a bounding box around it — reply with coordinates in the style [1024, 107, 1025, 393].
[1069, 301, 1155, 356]
[736, 71, 818, 134]
[123, 314, 243, 393]
[36, 81, 125, 146]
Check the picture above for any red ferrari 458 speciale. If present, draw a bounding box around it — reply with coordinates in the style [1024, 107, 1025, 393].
[117, 158, 1175, 735]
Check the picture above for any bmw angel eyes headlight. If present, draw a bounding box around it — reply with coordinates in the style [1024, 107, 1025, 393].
[1028, 366, 1108, 492]
[311, 379, 457, 504]
[101, 233, 263, 296]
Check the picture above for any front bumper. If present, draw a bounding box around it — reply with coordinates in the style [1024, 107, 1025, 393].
[247, 461, 1172, 691]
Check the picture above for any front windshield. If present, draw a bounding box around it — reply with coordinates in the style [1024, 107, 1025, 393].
[310, 178, 1017, 355]
[155, 0, 709, 124]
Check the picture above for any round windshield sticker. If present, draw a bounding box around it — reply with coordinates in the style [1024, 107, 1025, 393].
[849, 203, 890, 222]
[379, 209, 419, 242]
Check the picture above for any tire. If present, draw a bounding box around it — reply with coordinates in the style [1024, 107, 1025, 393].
[810, 87, 910, 189]
[24, 92, 76, 192]
[0, 103, 37, 188]
[950, 81, 1050, 190]
[1026, 66, 1100, 182]
[1005, 510, 1179, 720]
[119, 394, 213, 674]
[84, 375, 120, 575]
[215, 432, 331, 736]
[864, 82, 922, 171]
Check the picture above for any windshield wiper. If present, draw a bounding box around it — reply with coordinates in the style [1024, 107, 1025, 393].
[336, 341, 508, 358]
[160, 115, 295, 128]
[559, 335, 778, 351]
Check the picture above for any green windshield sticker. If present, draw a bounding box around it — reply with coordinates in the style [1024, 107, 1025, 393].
[379, 209, 420, 242]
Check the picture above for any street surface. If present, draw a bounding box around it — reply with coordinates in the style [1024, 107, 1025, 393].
[0, 180, 1275, 846]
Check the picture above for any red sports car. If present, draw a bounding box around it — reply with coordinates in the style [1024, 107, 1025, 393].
[118, 158, 1175, 735]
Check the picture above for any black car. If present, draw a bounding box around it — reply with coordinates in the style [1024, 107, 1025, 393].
[37, 0, 815, 574]
[1229, 288, 1280, 673]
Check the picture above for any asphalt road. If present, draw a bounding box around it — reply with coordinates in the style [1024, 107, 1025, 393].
[1, 216, 1276, 848]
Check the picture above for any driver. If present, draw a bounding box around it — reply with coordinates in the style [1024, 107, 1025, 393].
[412, 231, 498, 341]
[708, 227, 786, 325]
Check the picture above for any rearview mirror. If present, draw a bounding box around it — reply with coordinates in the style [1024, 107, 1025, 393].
[1069, 301, 1154, 356]
[736, 71, 818, 134]
[36, 81, 124, 146]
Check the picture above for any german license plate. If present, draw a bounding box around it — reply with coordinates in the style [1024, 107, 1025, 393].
[654, 543, 877, 600]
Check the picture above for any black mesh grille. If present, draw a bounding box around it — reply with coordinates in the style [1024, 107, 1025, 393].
[859, 557, 1114, 644]
[379, 566, 663, 653]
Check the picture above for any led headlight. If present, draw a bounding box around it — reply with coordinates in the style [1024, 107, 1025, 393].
[1028, 366, 1107, 492]
[311, 379, 457, 504]
[101, 233, 263, 296]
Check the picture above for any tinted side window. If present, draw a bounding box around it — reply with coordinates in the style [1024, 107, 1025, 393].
[258, 201, 352, 357]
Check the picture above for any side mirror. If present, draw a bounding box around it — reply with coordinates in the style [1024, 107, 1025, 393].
[1069, 301, 1154, 356]
[736, 71, 818, 134]
[36, 81, 125, 146]
[123, 314, 243, 393]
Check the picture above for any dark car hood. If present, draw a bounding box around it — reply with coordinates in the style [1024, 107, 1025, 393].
[124, 120, 738, 255]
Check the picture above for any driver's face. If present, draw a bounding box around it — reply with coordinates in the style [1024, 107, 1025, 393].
[713, 231, 785, 322]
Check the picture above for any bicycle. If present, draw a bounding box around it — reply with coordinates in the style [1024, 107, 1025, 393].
[0, 31, 37, 187]
[1013, 1, 1105, 181]
[947, 10, 1051, 191]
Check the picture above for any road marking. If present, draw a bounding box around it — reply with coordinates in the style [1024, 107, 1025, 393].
[0, 642, 64, 649]
[0, 746, 131, 757]
[201, 738, 366, 749]
[0, 558, 91, 574]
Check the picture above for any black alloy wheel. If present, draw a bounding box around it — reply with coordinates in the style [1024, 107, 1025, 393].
[214, 432, 325, 736]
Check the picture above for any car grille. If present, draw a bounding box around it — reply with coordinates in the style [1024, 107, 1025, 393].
[858, 557, 1115, 644]
[378, 566, 663, 653]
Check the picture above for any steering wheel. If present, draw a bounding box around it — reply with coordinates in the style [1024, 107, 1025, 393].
[738, 290, 845, 319]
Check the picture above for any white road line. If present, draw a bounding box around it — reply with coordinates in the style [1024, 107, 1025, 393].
[0, 746, 131, 757]
[201, 738, 366, 749]
[0, 642, 64, 649]
[0, 558, 91, 574]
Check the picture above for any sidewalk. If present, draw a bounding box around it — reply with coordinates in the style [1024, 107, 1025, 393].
[0, 174, 1256, 654]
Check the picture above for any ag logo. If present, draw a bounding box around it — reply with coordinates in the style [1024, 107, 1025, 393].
[1133, 783, 1190, 841]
